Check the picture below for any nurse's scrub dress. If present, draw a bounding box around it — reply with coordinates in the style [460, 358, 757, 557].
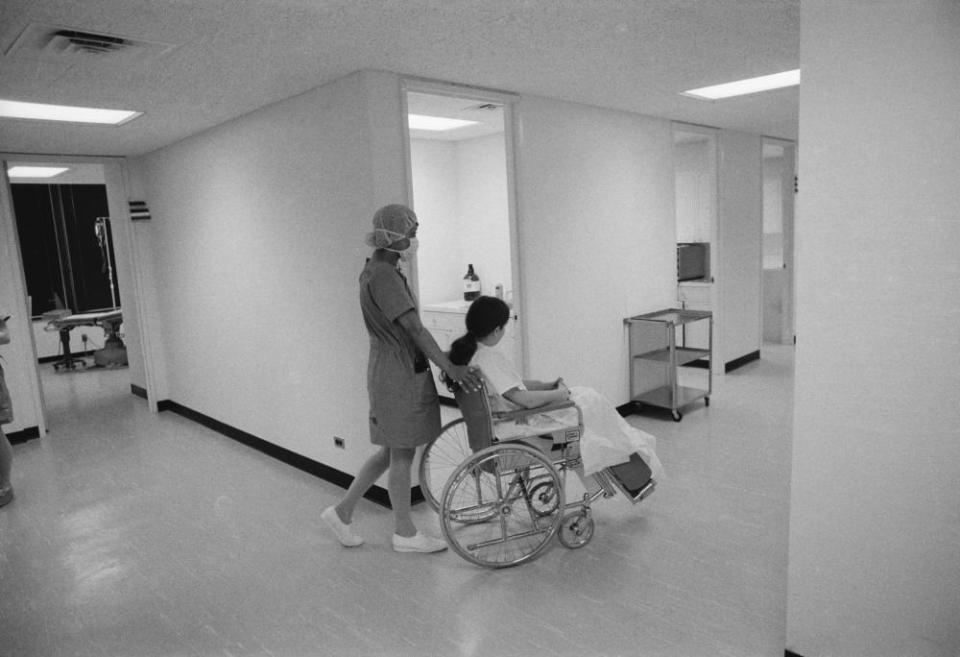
[359, 258, 441, 448]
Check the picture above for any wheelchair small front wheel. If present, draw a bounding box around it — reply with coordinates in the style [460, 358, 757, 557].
[528, 479, 561, 517]
[558, 512, 595, 549]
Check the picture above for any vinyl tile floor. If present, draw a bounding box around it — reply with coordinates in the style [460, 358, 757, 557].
[0, 346, 794, 657]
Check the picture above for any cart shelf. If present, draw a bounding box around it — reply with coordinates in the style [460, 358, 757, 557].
[625, 308, 713, 421]
[633, 346, 710, 366]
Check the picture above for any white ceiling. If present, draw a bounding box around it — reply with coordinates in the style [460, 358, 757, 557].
[0, 0, 799, 158]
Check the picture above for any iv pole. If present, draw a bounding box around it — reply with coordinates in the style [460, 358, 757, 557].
[95, 216, 118, 309]
[92, 216, 127, 366]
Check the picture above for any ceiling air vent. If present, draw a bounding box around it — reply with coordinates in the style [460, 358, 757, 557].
[5, 24, 177, 62]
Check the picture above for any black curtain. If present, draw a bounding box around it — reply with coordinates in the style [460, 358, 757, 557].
[11, 184, 119, 317]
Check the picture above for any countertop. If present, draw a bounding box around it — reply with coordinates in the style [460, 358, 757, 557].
[422, 300, 472, 314]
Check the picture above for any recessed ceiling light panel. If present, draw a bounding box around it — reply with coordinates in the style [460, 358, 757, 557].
[408, 114, 479, 131]
[0, 99, 142, 125]
[683, 69, 800, 100]
[7, 166, 70, 179]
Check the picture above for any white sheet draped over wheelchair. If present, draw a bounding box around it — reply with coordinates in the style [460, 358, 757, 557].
[568, 387, 664, 479]
[499, 386, 664, 480]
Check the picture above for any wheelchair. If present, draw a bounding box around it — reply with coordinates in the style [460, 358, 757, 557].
[418, 381, 656, 568]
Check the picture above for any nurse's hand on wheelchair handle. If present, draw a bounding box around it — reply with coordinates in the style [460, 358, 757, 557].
[449, 365, 481, 392]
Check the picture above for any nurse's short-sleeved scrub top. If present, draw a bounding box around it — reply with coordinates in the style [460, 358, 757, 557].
[359, 258, 440, 448]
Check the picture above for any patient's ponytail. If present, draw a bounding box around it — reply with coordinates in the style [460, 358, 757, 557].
[449, 296, 511, 367]
[449, 333, 477, 367]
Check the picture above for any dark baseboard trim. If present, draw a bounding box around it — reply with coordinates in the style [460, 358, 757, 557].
[6, 425, 41, 445]
[157, 399, 406, 508]
[130, 384, 147, 399]
[725, 350, 760, 373]
[785, 650, 805, 657]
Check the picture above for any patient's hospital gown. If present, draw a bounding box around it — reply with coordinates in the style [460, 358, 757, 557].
[470, 342, 664, 480]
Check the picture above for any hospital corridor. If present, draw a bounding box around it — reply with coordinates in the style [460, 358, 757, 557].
[0, 345, 794, 657]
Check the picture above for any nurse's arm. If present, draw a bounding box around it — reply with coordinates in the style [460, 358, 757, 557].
[396, 309, 480, 389]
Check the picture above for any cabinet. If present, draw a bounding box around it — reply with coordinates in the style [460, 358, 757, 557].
[625, 308, 712, 421]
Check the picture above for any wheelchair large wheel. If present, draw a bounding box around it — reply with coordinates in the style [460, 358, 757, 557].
[440, 443, 563, 568]
[419, 418, 474, 511]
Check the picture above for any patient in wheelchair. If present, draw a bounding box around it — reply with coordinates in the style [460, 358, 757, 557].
[448, 296, 663, 486]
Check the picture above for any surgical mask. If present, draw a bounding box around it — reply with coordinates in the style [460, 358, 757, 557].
[398, 237, 419, 262]
[385, 236, 418, 262]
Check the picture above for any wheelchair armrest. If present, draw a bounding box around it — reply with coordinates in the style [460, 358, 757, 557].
[492, 399, 577, 423]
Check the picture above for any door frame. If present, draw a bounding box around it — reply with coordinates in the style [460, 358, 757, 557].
[0, 153, 161, 420]
[760, 137, 797, 345]
[400, 78, 526, 370]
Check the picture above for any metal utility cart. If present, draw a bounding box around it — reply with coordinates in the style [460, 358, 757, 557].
[625, 308, 712, 421]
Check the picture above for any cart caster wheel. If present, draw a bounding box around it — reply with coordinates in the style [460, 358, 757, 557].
[558, 512, 594, 549]
[672, 410, 683, 422]
[705, 397, 710, 407]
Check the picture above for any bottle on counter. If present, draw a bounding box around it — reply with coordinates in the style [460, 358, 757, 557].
[463, 264, 481, 301]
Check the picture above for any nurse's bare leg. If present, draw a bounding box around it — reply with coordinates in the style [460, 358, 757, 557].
[335, 446, 390, 523]
[388, 447, 417, 537]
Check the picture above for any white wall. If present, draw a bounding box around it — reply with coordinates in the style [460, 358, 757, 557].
[456, 133, 512, 301]
[411, 139, 459, 304]
[514, 95, 677, 403]
[717, 130, 763, 367]
[136, 70, 407, 476]
[788, 2, 960, 656]
[412, 133, 511, 306]
[675, 139, 714, 244]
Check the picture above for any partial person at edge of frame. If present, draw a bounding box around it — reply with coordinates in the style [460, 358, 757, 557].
[322, 204, 481, 553]
[0, 312, 16, 508]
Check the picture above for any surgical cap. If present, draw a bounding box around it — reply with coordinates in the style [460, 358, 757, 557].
[365, 204, 417, 249]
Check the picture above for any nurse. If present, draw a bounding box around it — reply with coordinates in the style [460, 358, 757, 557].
[322, 204, 479, 553]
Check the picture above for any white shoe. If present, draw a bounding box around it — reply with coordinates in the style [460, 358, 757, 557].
[321, 506, 364, 547]
[392, 531, 448, 553]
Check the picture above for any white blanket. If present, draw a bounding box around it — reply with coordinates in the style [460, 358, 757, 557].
[496, 386, 664, 479]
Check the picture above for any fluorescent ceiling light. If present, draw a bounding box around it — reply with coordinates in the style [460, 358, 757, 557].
[408, 114, 479, 131]
[7, 166, 70, 179]
[683, 69, 800, 100]
[0, 99, 142, 125]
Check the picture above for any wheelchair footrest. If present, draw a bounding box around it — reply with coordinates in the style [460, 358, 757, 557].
[601, 453, 655, 504]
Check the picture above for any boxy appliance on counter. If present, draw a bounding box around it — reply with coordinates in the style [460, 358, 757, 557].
[677, 242, 710, 282]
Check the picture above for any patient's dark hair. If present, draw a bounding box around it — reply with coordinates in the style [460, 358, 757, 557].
[448, 296, 511, 366]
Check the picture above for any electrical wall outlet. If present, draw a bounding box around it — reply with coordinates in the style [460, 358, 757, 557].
[334, 437, 345, 449]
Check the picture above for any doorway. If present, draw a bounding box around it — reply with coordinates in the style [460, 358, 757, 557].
[403, 84, 522, 392]
[2, 158, 136, 431]
[673, 124, 719, 372]
[761, 139, 797, 344]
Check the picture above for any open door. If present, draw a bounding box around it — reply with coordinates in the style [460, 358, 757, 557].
[402, 82, 522, 397]
[761, 138, 797, 344]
